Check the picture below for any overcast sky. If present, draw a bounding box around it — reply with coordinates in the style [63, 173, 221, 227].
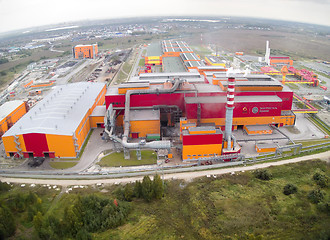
[0, 0, 329, 33]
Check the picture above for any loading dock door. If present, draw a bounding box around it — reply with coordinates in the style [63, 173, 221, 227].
[131, 132, 139, 138]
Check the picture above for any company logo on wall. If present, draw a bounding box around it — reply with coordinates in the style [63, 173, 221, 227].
[252, 107, 259, 114]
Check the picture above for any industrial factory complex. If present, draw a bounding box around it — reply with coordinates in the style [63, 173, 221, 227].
[0, 39, 329, 166]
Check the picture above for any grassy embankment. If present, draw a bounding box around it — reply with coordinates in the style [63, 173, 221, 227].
[98, 150, 157, 167]
[1, 160, 329, 239]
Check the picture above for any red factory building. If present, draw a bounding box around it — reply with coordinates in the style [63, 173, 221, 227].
[105, 71, 295, 161]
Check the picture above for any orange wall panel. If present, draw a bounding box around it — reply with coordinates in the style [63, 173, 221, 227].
[182, 144, 222, 160]
[187, 114, 295, 128]
[118, 87, 149, 95]
[46, 134, 76, 158]
[0, 102, 27, 135]
[90, 116, 104, 128]
[2, 135, 26, 157]
[130, 120, 160, 138]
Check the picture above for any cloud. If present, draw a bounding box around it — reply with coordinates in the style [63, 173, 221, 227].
[0, 0, 329, 33]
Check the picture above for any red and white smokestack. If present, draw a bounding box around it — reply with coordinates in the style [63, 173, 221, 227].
[225, 77, 235, 150]
[226, 77, 235, 108]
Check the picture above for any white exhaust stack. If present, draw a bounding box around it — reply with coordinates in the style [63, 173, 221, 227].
[225, 77, 235, 150]
[265, 40, 270, 65]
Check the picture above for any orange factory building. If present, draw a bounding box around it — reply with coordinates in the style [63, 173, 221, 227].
[73, 43, 98, 59]
[2, 82, 106, 159]
[0, 100, 27, 138]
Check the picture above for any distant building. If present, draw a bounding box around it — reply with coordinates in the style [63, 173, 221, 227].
[0, 100, 27, 138]
[73, 43, 98, 59]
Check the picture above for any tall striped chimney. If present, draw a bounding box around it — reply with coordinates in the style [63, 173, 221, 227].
[225, 77, 235, 150]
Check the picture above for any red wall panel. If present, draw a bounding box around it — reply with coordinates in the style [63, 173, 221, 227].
[23, 133, 49, 157]
[183, 133, 223, 145]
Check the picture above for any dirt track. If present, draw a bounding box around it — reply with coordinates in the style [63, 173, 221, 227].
[1, 150, 329, 186]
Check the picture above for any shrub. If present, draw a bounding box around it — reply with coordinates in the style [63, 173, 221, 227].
[0, 181, 11, 192]
[283, 184, 298, 195]
[153, 174, 164, 200]
[313, 173, 328, 188]
[142, 176, 153, 202]
[124, 184, 133, 202]
[254, 169, 272, 180]
[308, 189, 325, 204]
[0, 204, 16, 239]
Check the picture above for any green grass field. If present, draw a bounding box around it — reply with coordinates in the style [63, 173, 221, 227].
[49, 161, 78, 169]
[98, 150, 157, 167]
[295, 139, 330, 147]
[139, 58, 145, 66]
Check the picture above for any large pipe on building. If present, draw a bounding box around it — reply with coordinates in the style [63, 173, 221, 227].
[104, 79, 182, 153]
[225, 77, 235, 150]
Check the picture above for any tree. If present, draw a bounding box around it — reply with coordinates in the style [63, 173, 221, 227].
[153, 174, 164, 200]
[33, 211, 43, 233]
[0, 204, 16, 239]
[254, 169, 272, 180]
[313, 173, 328, 188]
[124, 184, 133, 201]
[0, 181, 11, 192]
[308, 189, 324, 204]
[134, 180, 142, 198]
[283, 184, 298, 195]
[76, 228, 92, 240]
[142, 176, 153, 202]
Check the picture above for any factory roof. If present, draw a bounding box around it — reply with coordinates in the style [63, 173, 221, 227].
[106, 86, 119, 95]
[194, 84, 222, 93]
[180, 52, 200, 61]
[130, 109, 160, 121]
[0, 100, 24, 122]
[75, 44, 96, 47]
[213, 73, 274, 81]
[162, 57, 187, 73]
[146, 42, 162, 57]
[198, 66, 226, 70]
[4, 82, 105, 136]
[91, 105, 106, 117]
[221, 81, 282, 87]
[205, 55, 224, 64]
[185, 95, 282, 104]
[184, 60, 203, 68]
[176, 41, 193, 52]
[182, 127, 222, 135]
[162, 40, 193, 53]
[117, 82, 150, 89]
[139, 72, 201, 79]
[236, 95, 282, 103]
